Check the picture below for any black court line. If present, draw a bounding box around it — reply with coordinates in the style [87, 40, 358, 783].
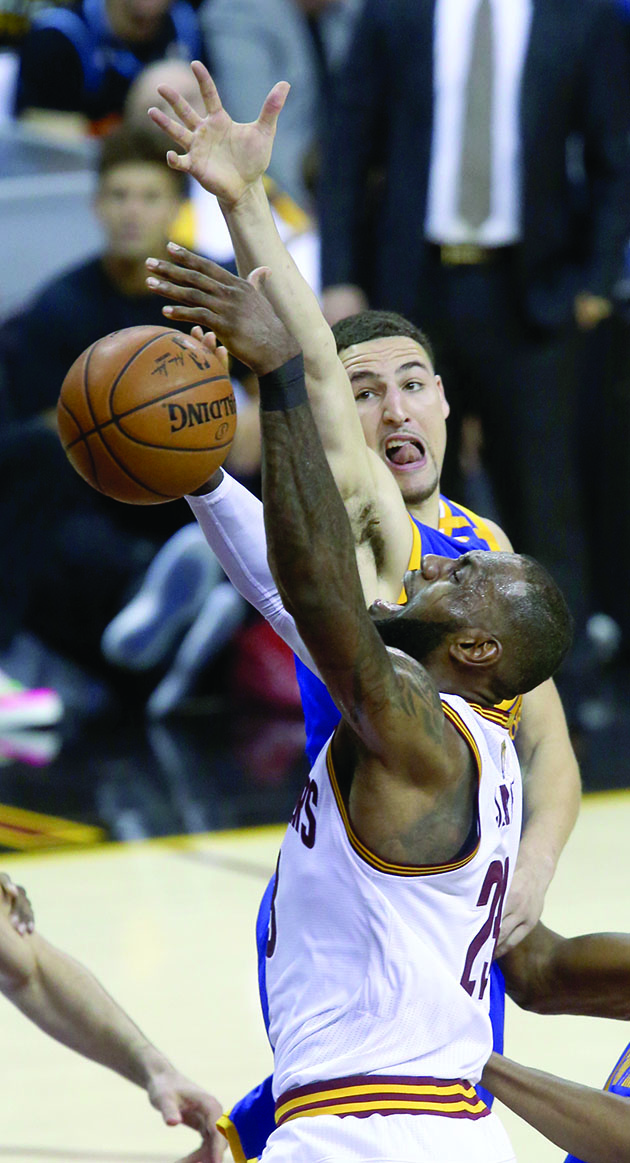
[170, 844, 275, 880]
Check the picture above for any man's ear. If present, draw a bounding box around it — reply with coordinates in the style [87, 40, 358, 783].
[435, 374, 450, 421]
[449, 631, 502, 668]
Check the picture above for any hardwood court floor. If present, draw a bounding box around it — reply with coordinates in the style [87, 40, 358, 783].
[0, 793, 627, 1163]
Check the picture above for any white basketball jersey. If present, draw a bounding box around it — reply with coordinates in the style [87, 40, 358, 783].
[266, 693, 522, 1098]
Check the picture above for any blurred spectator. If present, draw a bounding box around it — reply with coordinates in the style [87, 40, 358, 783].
[198, 0, 360, 209]
[318, 0, 630, 635]
[101, 519, 247, 717]
[95, 58, 323, 716]
[13, 0, 203, 139]
[3, 125, 188, 422]
[0, 418, 65, 732]
[0, 124, 243, 699]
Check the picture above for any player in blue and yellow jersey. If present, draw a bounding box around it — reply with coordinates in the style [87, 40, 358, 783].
[145, 64, 629, 1163]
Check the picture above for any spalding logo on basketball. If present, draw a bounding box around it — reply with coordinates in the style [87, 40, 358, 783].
[57, 325, 237, 504]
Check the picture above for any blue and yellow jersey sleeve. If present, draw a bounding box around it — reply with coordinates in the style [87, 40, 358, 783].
[217, 1075, 276, 1163]
[404, 494, 501, 579]
[438, 496, 502, 551]
[604, 1041, 630, 1094]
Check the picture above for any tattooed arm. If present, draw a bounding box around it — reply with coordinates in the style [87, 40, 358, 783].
[259, 354, 472, 864]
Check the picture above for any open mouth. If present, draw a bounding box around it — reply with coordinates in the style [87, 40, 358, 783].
[384, 435, 427, 469]
[368, 598, 402, 618]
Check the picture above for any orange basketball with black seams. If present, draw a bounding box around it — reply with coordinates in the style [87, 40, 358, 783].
[57, 325, 237, 504]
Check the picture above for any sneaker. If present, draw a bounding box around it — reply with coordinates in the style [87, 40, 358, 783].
[101, 524, 222, 671]
[0, 730, 62, 767]
[0, 669, 63, 732]
[147, 582, 246, 717]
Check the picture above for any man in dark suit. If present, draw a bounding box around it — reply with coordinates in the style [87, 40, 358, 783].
[318, 0, 630, 629]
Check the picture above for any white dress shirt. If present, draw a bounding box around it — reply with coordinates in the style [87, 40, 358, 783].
[425, 0, 533, 245]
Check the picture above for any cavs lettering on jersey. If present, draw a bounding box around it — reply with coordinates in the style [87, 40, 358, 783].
[266, 693, 522, 1105]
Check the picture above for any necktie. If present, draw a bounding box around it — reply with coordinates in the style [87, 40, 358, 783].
[457, 0, 494, 230]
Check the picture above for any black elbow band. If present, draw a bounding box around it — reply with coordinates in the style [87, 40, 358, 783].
[258, 353, 307, 411]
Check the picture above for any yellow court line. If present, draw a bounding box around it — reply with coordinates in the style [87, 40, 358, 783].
[579, 787, 630, 806]
[0, 822, 285, 867]
[0, 786, 623, 863]
[0, 802, 105, 850]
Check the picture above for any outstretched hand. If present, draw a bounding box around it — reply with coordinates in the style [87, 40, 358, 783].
[146, 243, 298, 375]
[147, 1068, 225, 1163]
[148, 61, 289, 207]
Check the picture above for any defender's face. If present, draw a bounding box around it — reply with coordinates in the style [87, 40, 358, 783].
[95, 163, 181, 261]
[340, 336, 450, 507]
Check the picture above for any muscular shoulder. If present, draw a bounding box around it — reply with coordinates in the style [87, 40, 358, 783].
[368, 649, 471, 788]
[481, 516, 514, 553]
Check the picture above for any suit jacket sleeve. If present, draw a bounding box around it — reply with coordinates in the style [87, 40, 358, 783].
[580, 1, 630, 297]
[318, 0, 389, 291]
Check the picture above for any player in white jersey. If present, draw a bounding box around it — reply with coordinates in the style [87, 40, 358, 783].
[194, 293, 571, 1160]
[268, 693, 521, 1105]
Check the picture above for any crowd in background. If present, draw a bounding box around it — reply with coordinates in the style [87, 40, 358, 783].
[0, 0, 630, 741]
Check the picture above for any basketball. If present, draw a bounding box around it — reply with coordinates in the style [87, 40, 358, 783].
[57, 326, 237, 504]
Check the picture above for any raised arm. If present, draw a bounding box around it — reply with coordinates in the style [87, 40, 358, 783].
[149, 68, 334, 366]
[146, 245, 411, 600]
[147, 63, 409, 573]
[252, 340, 466, 821]
[481, 1052, 630, 1163]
